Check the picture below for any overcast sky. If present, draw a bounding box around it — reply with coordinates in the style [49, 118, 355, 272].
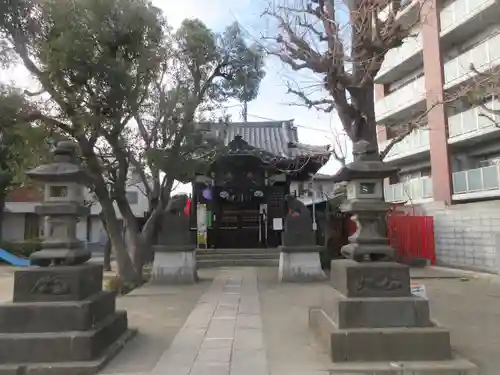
[161, 0, 348, 173]
[0, 0, 350, 194]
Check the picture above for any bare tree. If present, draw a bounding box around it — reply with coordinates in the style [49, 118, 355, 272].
[462, 64, 500, 125]
[264, 0, 425, 158]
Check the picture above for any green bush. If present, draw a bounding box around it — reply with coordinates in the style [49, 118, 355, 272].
[0, 238, 42, 258]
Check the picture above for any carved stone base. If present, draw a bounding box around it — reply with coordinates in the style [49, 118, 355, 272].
[310, 308, 452, 362]
[0, 264, 134, 374]
[308, 260, 477, 370]
[13, 264, 103, 302]
[151, 247, 198, 284]
[0, 291, 116, 333]
[329, 259, 411, 298]
[278, 249, 326, 282]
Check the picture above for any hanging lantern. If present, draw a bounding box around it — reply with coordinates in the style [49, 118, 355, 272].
[202, 188, 212, 201]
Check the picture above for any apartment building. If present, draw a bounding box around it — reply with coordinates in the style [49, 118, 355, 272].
[377, 0, 500, 273]
[289, 173, 338, 206]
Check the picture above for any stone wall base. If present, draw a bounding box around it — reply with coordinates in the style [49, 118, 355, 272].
[151, 251, 198, 284]
[278, 251, 325, 282]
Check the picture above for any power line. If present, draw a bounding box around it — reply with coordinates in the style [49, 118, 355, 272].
[247, 113, 333, 133]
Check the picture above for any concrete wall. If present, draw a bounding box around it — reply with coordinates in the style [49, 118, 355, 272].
[420, 201, 500, 274]
[2, 213, 108, 248]
[1, 214, 26, 242]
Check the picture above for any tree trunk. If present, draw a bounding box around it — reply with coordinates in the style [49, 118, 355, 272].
[103, 238, 112, 271]
[99, 214, 112, 271]
[78, 139, 139, 285]
[115, 196, 144, 276]
[351, 84, 379, 157]
[97, 193, 139, 284]
[136, 177, 175, 266]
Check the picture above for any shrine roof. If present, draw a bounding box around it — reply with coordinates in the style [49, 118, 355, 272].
[195, 120, 330, 159]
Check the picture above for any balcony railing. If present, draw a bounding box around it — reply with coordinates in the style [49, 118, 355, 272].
[380, 128, 430, 160]
[385, 177, 433, 203]
[453, 165, 500, 195]
[448, 99, 500, 138]
[444, 32, 500, 87]
[375, 76, 426, 120]
[440, 0, 497, 35]
[377, 33, 423, 79]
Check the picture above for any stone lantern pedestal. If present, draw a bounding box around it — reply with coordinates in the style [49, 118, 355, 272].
[151, 195, 198, 284]
[0, 142, 134, 375]
[308, 142, 477, 373]
[278, 195, 325, 282]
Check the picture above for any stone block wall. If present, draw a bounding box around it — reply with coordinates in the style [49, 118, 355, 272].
[418, 201, 500, 274]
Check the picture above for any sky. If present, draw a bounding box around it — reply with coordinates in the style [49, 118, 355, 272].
[0, 0, 351, 193]
[158, 0, 348, 176]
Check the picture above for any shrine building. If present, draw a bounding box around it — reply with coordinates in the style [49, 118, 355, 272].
[187, 120, 331, 249]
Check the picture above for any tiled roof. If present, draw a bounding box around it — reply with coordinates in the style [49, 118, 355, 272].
[196, 120, 330, 159]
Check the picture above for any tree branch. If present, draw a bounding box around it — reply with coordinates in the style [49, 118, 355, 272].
[286, 85, 335, 112]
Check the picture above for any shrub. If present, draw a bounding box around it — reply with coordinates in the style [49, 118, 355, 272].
[0, 238, 42, 258]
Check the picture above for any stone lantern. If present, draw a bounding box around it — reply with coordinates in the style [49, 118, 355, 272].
[0, 141, 133, 374]
[307, 141, 476, 372]
[26, 141, 90, 266]
[333, 141, 399, 262]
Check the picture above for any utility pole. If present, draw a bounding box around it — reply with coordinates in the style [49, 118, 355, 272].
[242, 66, 248, 122]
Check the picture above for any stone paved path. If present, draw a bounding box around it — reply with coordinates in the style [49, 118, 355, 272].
[150, 268, 269, 375]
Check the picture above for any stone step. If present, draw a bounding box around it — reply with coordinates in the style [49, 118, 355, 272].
[310, 308, 453, 362]
[196, 248, 281, 255]
[0, 291, 116, 333]
[197, 259, 279, 268]
[196, 253, 280, 261]
[0, 311, 128, 364]
[321, 288, 433, 329]
[0, 329, 136, 375]
[327, 357, 478, 374]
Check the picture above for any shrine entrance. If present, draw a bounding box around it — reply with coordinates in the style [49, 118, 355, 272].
[214, 202, 262, 248]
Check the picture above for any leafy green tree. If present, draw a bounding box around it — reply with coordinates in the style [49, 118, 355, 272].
[0, 0, 166, 284]
[0, 85, 52, 243]
[220, 22, 266, 121]
[122, 19, 266, 268]
[0, 0, 264, 281]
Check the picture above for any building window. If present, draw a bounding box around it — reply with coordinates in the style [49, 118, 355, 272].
[297, 182, 305, 196]
[478, 154, 500, 168]
[386, 69, 423, 94]
[126, 191, 139, 205]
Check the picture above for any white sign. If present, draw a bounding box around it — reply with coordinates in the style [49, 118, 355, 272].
[272, 218, 283, 231]
[411, 283, 428, 299]
[196, 203, 207, 248]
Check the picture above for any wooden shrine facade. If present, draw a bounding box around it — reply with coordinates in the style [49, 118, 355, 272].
[189, 121, 331, 249]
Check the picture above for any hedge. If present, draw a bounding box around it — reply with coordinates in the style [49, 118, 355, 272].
[0, 238, 42, 258]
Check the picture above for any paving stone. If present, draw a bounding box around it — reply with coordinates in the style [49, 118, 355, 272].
[196, 347, 232, 363]
[233, 330, 266, 351]
[214, 306, 239, 318]
[191, 361, 230, 375]
[200, 338, 234, 350]
[236, 314, 263, 330]
[113, 268, 270, 375]
[206, 319, 236, 339]
[231, 349, 269, 375]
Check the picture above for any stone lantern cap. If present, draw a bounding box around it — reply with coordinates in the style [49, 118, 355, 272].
[26, 141, 86, 183]
[332, 140, 399, 182]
